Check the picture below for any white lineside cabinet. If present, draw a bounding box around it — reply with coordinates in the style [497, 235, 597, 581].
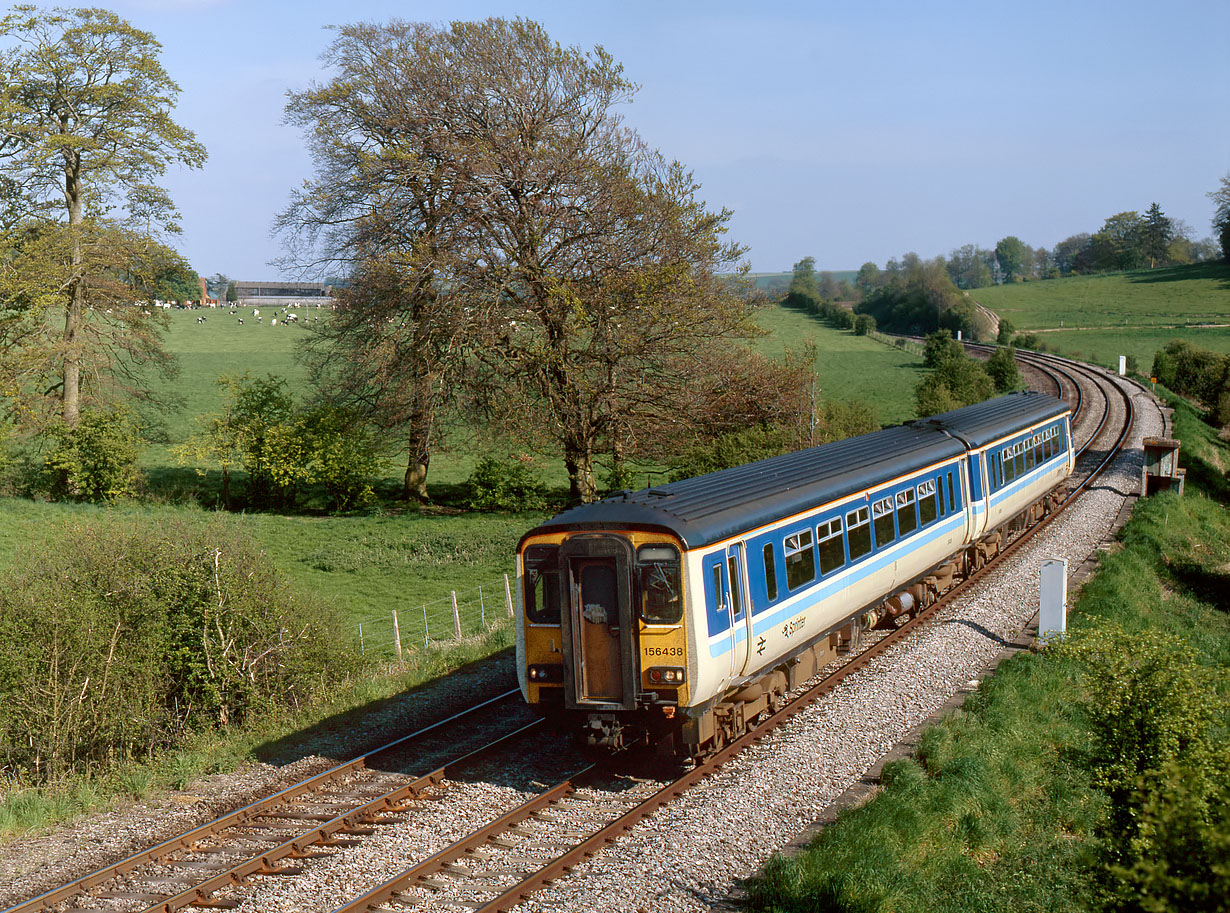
[1039, 558, 1068, 641]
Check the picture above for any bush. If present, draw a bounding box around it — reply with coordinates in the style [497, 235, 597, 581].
[985, 346, 1022, 393]
[669, 423, 791, 481]
[0, 514, 362, 783]
[462, 456, 549, 511]
[853, 313, 876, 335]
[41, 407, 144, 501]
[1057, 626, 1228, 910]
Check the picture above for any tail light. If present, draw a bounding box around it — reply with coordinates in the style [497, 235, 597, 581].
[528, 663, 564, 683]
[647, 666, 686, 685]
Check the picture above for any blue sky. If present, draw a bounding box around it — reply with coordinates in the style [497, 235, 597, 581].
[93, 0, 1230, 280]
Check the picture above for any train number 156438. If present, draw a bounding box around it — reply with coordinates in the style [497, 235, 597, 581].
[782, 616, 805, 638]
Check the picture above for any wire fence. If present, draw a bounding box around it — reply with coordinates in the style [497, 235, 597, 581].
[351, 573, 517, 659]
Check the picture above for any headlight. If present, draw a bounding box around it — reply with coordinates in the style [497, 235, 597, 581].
[647, 666, 686, 685]
[528, 663, 564, 683]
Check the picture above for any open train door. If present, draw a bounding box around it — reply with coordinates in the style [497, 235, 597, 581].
[558, 535, 637, 710]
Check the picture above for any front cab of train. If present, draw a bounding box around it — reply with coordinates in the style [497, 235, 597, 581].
[517, 529, 691, 751]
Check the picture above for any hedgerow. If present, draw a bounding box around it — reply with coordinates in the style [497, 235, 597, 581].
[0, 512, 364, 784]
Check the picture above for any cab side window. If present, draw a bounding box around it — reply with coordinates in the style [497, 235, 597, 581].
[523, 545, 561, 625]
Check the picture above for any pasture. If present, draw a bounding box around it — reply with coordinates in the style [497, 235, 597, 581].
[972, 262, 1230, 329]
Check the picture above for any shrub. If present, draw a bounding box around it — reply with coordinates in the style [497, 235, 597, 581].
[853, 313, 876, 335]
[985, 346, 1022, 393]
[1057, 626, 1227, 910]
[0, 514, 362, 783]
[462, 456, 549, 511]
[668, 423, 791, 481]
[41, 407, 144, 501]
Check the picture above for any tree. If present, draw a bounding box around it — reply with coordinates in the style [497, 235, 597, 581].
[206, 273, 230, 299]
[994, 236, 1031, 282]
[947, 244, 993, 289]
[1053, 233, 1093, 276]
[1141, 202, 1174, 268]
[157, 263, 201, 303]
[1209, 173, 1230, 261]
[0, 6, 205, 427]
[784, 256, 822, 310]
[280, 18, 754, 503]
[1089, 211, 1146, 271]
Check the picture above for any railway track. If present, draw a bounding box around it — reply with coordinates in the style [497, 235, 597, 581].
[5, 351, 1141, 913]
[317, 355, 1140, 913]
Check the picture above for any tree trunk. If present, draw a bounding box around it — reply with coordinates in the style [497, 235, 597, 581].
[401, 409, 433, 502]
[403, 453, 430, 502]
[565, 444, 597, 505]
[63, 157, 83, 428]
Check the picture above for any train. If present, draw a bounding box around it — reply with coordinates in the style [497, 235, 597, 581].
[515, 391, 1074, 757]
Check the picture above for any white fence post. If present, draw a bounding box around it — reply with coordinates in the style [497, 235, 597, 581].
[392, 609, 402, 661]
[504, 573, 514, 617]
[451, 591, 461, 639]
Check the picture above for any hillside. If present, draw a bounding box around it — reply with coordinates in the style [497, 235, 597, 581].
[971, 262, 1230, 368]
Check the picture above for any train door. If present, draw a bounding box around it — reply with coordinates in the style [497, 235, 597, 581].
[573, 558, 623, 701]
[559, 535, 636, 710]
[703, 552, 737, 682]
[726, 543, 751, 676]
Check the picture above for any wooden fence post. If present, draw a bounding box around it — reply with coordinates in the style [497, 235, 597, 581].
[392, 609, 403, 661]
[451, 591, 461, 639]
[504, 573, 514, 617]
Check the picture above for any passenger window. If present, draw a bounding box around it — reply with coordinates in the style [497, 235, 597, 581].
[873, 497, 895, 548]
[1014, 445, 1026, 477]
[523, 545, 561, 625]
[763, 542, 778, 602]
[784, 529, 816, 590]
[1003, 448, 1016, 482]
[896, 489, 918, 536]
[817, 517, 845, 575]
[637, 544, 682, 624]
[918, 479, 938, 525]
[727, 555, 742, 618]
[847, 507, 872, 560]
[948, 471, 957, 511]
[1025, 443, 1035, 469]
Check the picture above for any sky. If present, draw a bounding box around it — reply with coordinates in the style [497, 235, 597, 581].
[67, 0, 1230, 280]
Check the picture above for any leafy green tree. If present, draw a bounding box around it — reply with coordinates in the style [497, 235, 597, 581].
[994, 236, 1031, 282]
[947, 243, 993, 289]
[1141, 202, 1174, 268]
[854, 261, 882, 296]
[0, 6, 205, 427]
[1209, 172, 1230, 261]
[158, 263, 201, 302]
[1090, 211, 1146, 271]
[853, 313, 875, 335]
[1053, 233, 1093, 275]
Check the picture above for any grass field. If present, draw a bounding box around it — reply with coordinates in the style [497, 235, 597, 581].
[752, 304, 925, 425]
[972, 262, 1230, 329]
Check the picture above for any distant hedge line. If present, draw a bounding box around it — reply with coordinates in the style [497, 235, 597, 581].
[0, 513, 363, 784]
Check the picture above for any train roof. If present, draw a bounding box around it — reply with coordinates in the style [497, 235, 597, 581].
[524, 392, 1070, 550]
[922, 389, 1071, 448]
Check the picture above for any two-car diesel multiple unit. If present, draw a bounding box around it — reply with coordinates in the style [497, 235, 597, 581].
[515, 392, 1074, 757]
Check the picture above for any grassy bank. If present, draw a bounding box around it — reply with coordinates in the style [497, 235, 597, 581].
[747, 393, 1229, 912]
